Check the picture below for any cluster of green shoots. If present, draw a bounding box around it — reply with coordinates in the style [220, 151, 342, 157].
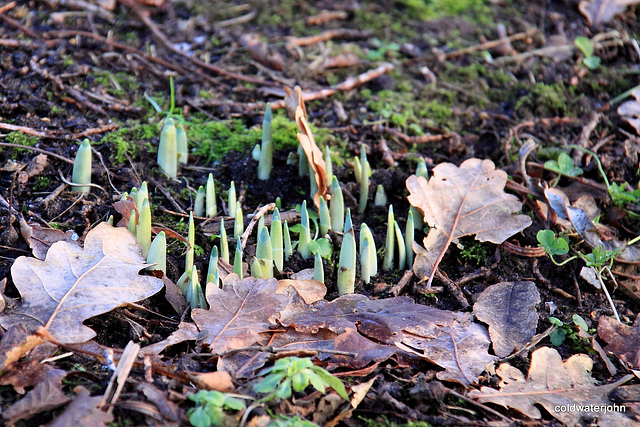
[187, 356, 346, 427]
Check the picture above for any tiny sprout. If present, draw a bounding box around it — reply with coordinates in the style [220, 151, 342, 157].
[275, 196, 281, 209]
[309, 167, 318, 200]
[158, 118, 177, 178]
[271, 208, 284, 271]
[410, 206, 423, 230]
[393, 220, 406, 270]
[330, 176, 344, 231]
[220, 218, 229, 263]
[207, 246, 219, 288]
[360, 223, 377, 283]
[233, 245, 243, 279]
[186, 212, 195, 275]
[186, 269, 206, 310]
[283, 221, 292, 261]
[136, 181, 149, 210]
[338, 228, 356, 295]
[374, 185, 387, 206]
[72, 139, 92, 193]
[187, 390, 246, 427]
[536, 230, 576, 266]
[194, 185, 205, 217]
[358, 148, 370, 214]
[137, 199, 152, 258]
[353, 155, 362, 184]
[314, 254, 324, 284]
[258, 102, 273, 180]
[228, 181, 237, 218]
[176, 122, 188, 165]
[256, 227, 274, 278]
[344, 208, 353, 234]
[106, 215, 114, 226]
[318, 196, 331, 236]
[405, 210, 415, 268]
[383, 205, 395, 271]
[325, 146, 333, 184]
[206, 174, 217, 218]
[128, 210, 137, 236]
[252, 144, 262, 161]
[234, 201, 243, 239]
[416, 157, 428, 179]
[146, 231, 166, 274]
[299, 201, 311, 259]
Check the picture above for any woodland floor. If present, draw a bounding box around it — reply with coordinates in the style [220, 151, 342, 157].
[2, 0, 640, 426]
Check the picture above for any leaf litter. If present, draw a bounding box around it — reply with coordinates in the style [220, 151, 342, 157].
[0, 222, 164, 343]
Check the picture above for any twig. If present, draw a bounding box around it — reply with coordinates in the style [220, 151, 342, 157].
[287, 29, 371, 47]
[241, 203, 275, 251]
[195, 345, 359, 358]
[148, 178, 187, 214]
[91, 146, 119, 195]
[58, 170, 110, 196]
[0, 3, 40, 39]
[0, 2, 16, 14]
[216, 10, 256, 27]
[270, 63, 394, 109]
[433, 270, 469, 309]
[0, 142, 74, 164]
[448, 390, 511, 422]
[501, 325, 556, 362]
[390, 270, 413, 296]
[445, 28, 538, 58]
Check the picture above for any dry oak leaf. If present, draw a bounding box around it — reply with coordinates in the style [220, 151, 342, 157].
[0, 223, 164, 344]
[192, 277, 290, 352]
[2, 367, 70, 424]
[48, 385, 113, 427]
[597, 315, 640, 369]
[579, 0, 640, 26]
[407, 159, 532, 287]
[473, 281, 540, 358]
[618, 89, 640, 135]
[281, 294, 496, 386]
[470, 346, 635, 425]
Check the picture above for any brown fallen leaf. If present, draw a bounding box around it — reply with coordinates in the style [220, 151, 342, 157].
[578, 0, 640, 26]
[282, 294, 495, 386]
[407, 159, 532, 288]
[138, 383, 186, 425]
[193, 371, 234, 392]
[2, 367, 70, 424]
[470, 346, 634, 425]
[295, 103, 329, 207]
[597, 315, 640, 369]
[48, 386, 113, 427]
[473, 281, 540, 358]
[0, 324, 47, 371]
[618, 89, 640, 135]
[17, 154, 49, 185]
[192, 277, 290, 352]
[19, 216, 79, 260]
[139, 321, 199, 356]
[0, 223, 164, 344]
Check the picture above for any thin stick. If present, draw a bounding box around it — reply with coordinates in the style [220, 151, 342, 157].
[241, 203, 275, 251]
[195, 345, 358, 358]
[445, 28, 538, 58]
[0, 142, 74, 164]
[598, 267, 621, 322]
[58, 170, 110, 196]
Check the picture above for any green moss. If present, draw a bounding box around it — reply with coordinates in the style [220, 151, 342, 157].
[89, 70, 140, 98]
[189, 111, 332, 163]
[515, 83, 568, 117]
[100, 123, 157, 164]
[443, 62, 487, 83]
[397, 0, 491, 24]
[4, 132, 38, 157]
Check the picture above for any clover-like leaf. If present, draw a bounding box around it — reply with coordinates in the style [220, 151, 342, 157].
[536, 230, 569, 256]
[544, 152, 583, 177]
[1, 223, 163, 344]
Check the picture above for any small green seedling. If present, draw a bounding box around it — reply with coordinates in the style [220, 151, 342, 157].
[536, 230, 576, 266]
[574, 36, 601, 70]
[71, 139, 92, 193]
[608, 182, 640, 208]
[253, 356, 348, 402]
[548, 315, 593, 349]
[187, 390, 246, 427]
[544, 152, 583, 177]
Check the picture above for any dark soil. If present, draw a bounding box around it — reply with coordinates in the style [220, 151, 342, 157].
[2, 0, 640, 425]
